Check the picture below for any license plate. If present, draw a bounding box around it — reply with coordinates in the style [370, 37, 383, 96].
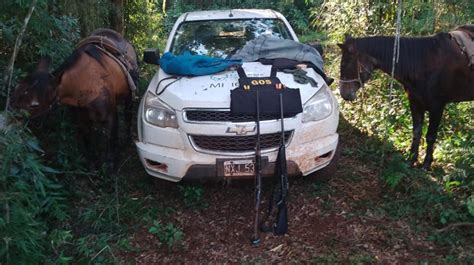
[216, 158, 267, 178]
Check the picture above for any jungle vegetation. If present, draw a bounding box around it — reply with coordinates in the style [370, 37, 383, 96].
[1, 0, 473, 263]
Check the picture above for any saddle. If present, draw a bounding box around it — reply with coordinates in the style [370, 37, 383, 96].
[450, 25, 474, 69]
[77, 29, 139, 91]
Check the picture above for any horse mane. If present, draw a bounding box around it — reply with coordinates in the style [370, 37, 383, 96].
[53, 44, 104, 77]
[351, 33, 451, 80]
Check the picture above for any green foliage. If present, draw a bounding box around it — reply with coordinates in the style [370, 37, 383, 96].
[148, 220, 184, 249]
[0, 0, 80, 104]
[312, 0, 474, 40]
[75, 233, 119, 263]
[161, 0, 316, 36]
[58, 0, 114, 36]
[0, 112, 68, 264]
[0, 0, 80, 65]
[125, 0, 165, 52]
[382, 153, 411, 189]
[311, 0, 372, 40]
[178, 184, 207, 209]
[467, 196, 474, 217]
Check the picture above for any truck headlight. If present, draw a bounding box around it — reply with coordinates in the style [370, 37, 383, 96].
[144, 92, 178, 128]
[302, 86, 333, 123]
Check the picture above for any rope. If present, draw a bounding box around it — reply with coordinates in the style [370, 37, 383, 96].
[380, 0, 403, 168]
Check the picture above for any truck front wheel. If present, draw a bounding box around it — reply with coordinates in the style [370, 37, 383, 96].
[307, 141, 341, 182]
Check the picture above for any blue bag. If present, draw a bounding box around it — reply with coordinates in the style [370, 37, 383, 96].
[160, 52, 242, 76]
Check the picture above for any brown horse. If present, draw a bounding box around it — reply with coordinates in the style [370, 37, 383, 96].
[10, 29, 138, 170]
[338, 29, 474, 169]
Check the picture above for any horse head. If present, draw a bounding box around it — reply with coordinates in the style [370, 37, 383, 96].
[337, 36, 376, 101]
[10, 57, 57, 118]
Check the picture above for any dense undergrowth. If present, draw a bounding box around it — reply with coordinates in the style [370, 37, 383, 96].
[1, 0, 473, 263]
[0, 114, 69, 264]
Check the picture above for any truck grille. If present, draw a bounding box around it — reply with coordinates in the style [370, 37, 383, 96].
[185, 110, 295, 123]
[190, 131, 293, 153]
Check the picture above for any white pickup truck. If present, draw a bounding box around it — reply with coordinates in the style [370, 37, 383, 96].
[136, 9, 339, 182]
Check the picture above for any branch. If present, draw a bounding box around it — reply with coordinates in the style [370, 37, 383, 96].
[3, 0, 38, 111]
[437, 222, 474, 233]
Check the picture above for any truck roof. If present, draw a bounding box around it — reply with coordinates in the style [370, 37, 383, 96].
[181, 9, 283, 22]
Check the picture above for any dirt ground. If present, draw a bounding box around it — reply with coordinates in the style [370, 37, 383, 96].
[115, 118, 472, 264]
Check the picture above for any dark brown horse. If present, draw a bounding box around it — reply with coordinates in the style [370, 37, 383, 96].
[338, 29, 474, 169]
[11, 29, 138, 170]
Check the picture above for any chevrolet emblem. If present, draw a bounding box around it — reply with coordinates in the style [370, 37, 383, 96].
[226, 125, 256, 135]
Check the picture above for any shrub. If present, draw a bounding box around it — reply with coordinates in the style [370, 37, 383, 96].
[0, 112, 68, 264]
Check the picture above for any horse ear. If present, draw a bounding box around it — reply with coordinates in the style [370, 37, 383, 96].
[344, 34, 353, 41]
[37, 56, 51, 71]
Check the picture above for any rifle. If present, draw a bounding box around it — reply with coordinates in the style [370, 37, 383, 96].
[274, 92, 289, 235]
[251, 91, 262, 246]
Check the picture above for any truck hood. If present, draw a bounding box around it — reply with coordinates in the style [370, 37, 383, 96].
[147, 62, 326, 110]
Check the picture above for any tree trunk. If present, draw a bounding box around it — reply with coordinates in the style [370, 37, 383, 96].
[110, 0, 124, 35]
[4, 0, 38, 111]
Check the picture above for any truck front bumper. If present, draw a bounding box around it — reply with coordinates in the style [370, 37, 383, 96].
[136, 130, 338, 182]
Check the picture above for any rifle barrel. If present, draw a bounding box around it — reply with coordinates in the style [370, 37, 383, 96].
[252, 91, 262, 245]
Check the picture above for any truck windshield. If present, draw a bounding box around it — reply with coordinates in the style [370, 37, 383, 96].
[170, 19, 293, 58]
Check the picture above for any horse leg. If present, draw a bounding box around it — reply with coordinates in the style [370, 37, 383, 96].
[422, 105, 445, 170]
[124, 92, 133, 141]
[74, 108, 99, 170]
[86, 87, 119, 172]
[105, 109, 119, 172]
[408, 99, 425, 166]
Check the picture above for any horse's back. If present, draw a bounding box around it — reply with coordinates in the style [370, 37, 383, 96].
[58, 50, 129, 108]
[437, 31, 474, 103]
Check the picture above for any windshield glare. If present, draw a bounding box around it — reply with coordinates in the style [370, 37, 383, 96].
[170, 19, 292, 58]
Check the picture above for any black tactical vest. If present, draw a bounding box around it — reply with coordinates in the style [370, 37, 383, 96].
[230, 66, 303, 117]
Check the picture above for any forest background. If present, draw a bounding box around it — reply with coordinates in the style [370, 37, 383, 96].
[1, 0, 473, 263]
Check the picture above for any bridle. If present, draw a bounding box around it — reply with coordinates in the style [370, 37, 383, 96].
[339, 54, 372, 88]
[27, 75, 60, 119]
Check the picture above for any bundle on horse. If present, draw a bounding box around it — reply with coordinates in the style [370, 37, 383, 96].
[10, 28, 139, 171]
[338, 26, 474, 169]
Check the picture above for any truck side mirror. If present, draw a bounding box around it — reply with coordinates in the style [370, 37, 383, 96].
[143, 48, 160, 65]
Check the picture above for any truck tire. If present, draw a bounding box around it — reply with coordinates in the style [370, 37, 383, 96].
[307, 141, 341, 182]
